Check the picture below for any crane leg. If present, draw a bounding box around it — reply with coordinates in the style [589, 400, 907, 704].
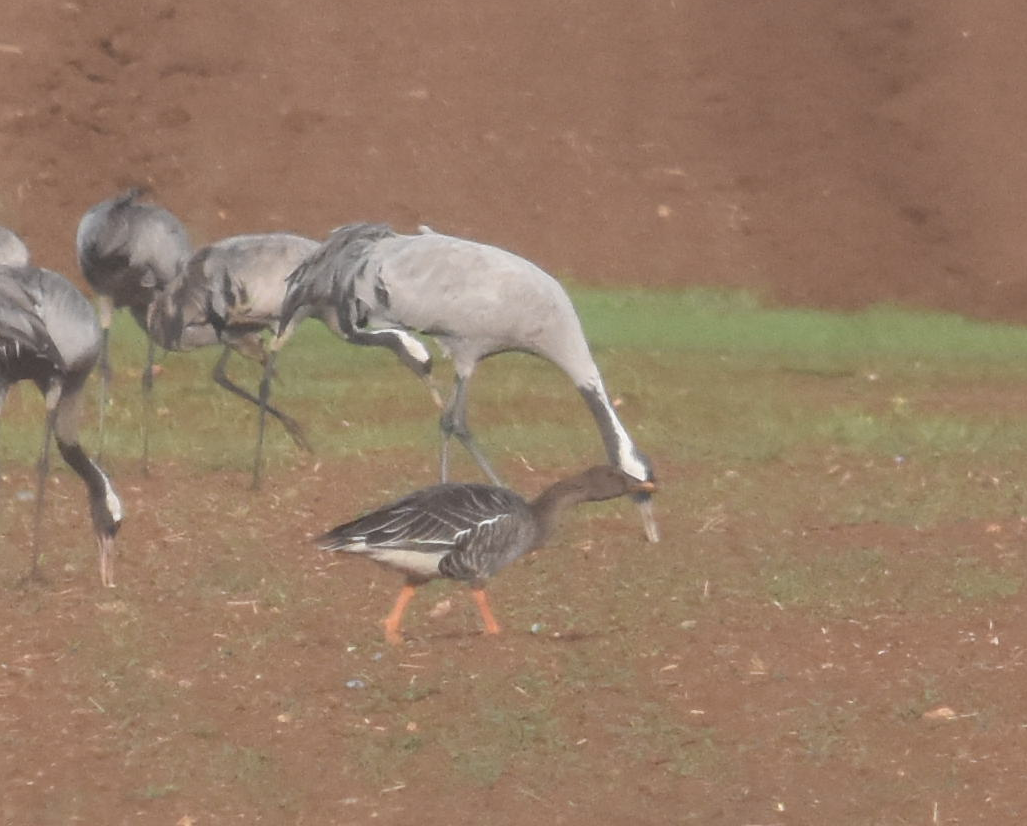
[95, 296, 113, 462]
[0, 383, 7, 476]
[97, 532, 115, 589]
[211, 346, 312, 454]
[97, 328, 110, 462]
[28, 390, 58, 583]
[439, 374, 501, 485]
[252, 351, 277, 490]
[141, 336, 157, 476]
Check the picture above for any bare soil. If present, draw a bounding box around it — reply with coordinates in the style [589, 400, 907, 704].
[3, 1, 1027, 319]
[3, 2, 1027, 824]
[4, 453, 1027, 825]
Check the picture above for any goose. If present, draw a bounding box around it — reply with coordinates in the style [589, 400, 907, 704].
[317, 464, 656, 644]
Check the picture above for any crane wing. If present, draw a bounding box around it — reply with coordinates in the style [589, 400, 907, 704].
[278, 223, 395, 334]
[0, 269, 65, 370]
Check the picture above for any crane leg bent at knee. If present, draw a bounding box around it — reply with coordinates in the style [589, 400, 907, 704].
[0, 384, 7, 476]
[211, 347, 312, 454]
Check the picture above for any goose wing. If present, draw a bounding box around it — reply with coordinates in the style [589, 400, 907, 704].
[318, 484, 532, 583]
[318, 483, 524, 553]
[438, 509, 536, 582]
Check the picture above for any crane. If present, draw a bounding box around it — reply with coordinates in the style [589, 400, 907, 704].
[76, 188, 191, 461]
[157, 234, 438, 487]
[273, 223, 659, 542]
[0, 264, 123, 586]
[76, 194, 351, 482]
[147, 232, 332, 487]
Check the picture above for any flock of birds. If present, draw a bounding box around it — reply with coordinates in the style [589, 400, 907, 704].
[0, 190, 658, 642]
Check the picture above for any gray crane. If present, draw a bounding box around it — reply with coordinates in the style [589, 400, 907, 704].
[0, 227, 30, 267]
[75, 194, 339, 480]
[76, 188, 192, 460]
[318, 465, 656, 644]
[182, 240, 439, 487]
[146, 231, 349, 487]
[0, 264, 123, 586]
[273, 223, 659, 542]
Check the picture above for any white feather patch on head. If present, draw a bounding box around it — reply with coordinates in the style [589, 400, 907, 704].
[585, 379, 650, 481]
[618, 442, 650, 482]
[100, 469, 123, 523]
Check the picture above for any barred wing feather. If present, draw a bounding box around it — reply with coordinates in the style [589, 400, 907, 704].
[439, 512, 535, 581]
[279, 223, 394, 334]
[318, 484, 526, 556]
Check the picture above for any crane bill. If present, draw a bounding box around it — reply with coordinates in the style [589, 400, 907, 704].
[636, 495, 660, 543]
[424, 375, 444, 409]
[97, 532, 116, 588]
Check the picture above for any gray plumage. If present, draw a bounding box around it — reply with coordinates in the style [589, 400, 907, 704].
[0, 227, 29, 268]
[277, 222, 659, 541]
[76, 189, 323, 477]
[76, 188, 192, 461]
[252, 229, 440, 485]
[318, 465, 656, 643]
[147, 232, 322, 484]
[77, 188, 191, 331]
[147, 232, 320, 355]
[0, 265, 123, 586]
[320, 483, 536, 583]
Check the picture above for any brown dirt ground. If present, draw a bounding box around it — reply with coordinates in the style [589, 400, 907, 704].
[4, 452, 1027, 825]
[3, 1, 1027, 319]
[4, 1, 1027, 824]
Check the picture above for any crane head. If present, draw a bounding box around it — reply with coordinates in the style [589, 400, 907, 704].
[90, 466, 123, 587]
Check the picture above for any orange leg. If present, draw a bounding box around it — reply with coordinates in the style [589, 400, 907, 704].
[471, 588, 501, 636]
[383, 584, 417, 645]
